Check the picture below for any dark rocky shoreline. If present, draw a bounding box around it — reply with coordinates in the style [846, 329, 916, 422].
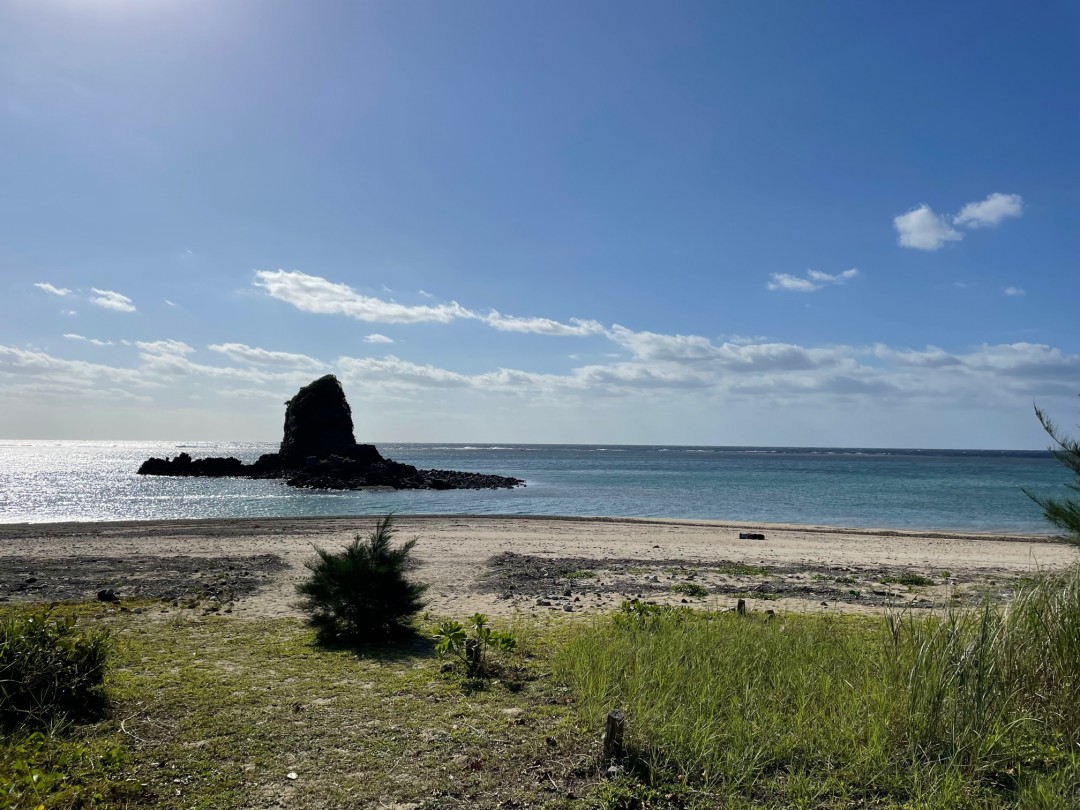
[137, 374, 523, 492]
[137, 452, 523, 491]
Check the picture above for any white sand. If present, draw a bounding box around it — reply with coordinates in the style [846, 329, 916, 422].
[1, 515, 1073, 619]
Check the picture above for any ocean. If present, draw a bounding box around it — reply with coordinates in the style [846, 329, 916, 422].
[0, 441, 1069, 533]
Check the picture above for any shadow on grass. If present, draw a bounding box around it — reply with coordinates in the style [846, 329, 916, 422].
[306, 623, 437, 663]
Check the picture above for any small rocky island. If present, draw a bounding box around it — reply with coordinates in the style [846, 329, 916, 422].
[138, 375, 523, 491]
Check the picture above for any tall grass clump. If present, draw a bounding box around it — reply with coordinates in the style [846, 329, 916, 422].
[296, 514, 428, 643]
[557, 572, 1080, 808]
[0, 609, 109, 730]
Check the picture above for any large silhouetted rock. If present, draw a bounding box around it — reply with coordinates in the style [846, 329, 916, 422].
[136, 376, 523, 491]
[279, 375, 363, 465]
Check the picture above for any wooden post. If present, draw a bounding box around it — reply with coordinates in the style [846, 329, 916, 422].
[737, 599, 747, 616]
[603, 709, 625, 759]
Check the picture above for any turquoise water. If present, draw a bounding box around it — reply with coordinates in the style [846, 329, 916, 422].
[0, 441, 1069, 532]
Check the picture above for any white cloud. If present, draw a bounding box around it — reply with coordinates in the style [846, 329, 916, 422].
[34, 282, 71, 297]
[767, 274, 817, 292]
[418, 289, 433, 298]
[337, 355, 473, 389]
[894, 205, 962, 250]
[483, 312, 606, 336]
[90, 288, 136, 313]
[363, 334, 395, 344]
[207, 342, 325, 369]
[807, 269, 859, 284]
[63, 333, 112, 347]
[955, 193, 1023, 229]
[5, 330, 1080, 443]
[254, 270, 470, 324]
[255, 270, 606, 337]
[135, 339, 193, 356]
[767, 268, 859, 293]
[1004, 286, 1025, 297]
[606, 326, 848, 372]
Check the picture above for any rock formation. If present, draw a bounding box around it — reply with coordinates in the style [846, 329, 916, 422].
[278, 375, 364, 466]
[137, 375, 523, 491]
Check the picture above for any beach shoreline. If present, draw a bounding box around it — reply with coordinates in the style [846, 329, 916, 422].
[1, 515, 1073, 619]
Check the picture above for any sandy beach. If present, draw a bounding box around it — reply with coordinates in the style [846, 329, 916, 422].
[1, 515, 1074, 619]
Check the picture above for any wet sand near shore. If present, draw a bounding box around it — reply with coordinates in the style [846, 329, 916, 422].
[0, 515, 1073, 619]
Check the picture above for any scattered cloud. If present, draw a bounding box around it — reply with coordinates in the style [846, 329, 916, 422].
[418, 289, 433, 298]
[254, 270, 605, 337]
[135, 339, 193, 356]
[894, 205, 962, 250]
[3, 330, 1079, 427]
[955, 193, 1023, 229]
[63, 333, 112, 347]
[767, 274, 818, 292]
[896, 193, 1024, 250]
[90, 288, 136, 313]
[164, 299, 178, 307]
[483, 312, 606, 336]
[34, 282, 71, 297]
[61, 310, 77, 317]
[1004, 286, 1026, 297]
[207, 343, 325, 369]
[363, 334, 394, 344]
[767, 268, 859, 293]
[254, 270, 471, 324]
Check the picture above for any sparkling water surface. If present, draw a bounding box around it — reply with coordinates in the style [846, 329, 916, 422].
[0, 441, 1069, 533]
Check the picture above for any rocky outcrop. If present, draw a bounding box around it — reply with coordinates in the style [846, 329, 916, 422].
[278, 375, 362, 466]
[137, 375, 523, 491]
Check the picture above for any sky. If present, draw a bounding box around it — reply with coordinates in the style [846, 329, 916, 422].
[1, 1, 1078, 448]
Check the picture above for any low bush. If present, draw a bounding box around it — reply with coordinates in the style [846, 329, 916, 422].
[296, 514, 428, 642]
[0, 609, 109, 730]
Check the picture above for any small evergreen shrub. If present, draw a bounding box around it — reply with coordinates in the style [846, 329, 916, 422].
[0, 609, 109, 730]
[1027, 400, 1080, 544]
[296, 515, 428, 642]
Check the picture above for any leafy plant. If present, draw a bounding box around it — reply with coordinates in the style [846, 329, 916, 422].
[880, 572, 934, 587]
[613, 600, 693, 629]
[0, 609, 109, 730]
[296, 514, 428, 642]
[1027, 401, 1080, 544]
[2, 730, 129, 808]
[434, 613, 516, 677]
[669, 582, 708, 599]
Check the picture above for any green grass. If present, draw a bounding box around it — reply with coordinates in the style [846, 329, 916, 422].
[1, 605, 590, 810]
[556, 564, 1080, 808]
[6, 563, 1080, 809]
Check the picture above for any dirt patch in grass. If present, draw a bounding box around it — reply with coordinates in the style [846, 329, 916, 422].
[481, 552, 1025, 612]
[0, 553, 288, 605]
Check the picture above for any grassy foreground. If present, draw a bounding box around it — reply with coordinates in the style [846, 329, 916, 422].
[3, 565, 1080, 809]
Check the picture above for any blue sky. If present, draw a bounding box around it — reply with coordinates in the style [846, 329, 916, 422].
[1, 0, 1077, 447]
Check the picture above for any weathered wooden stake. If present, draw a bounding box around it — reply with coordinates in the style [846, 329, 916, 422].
[603, 709, 625, 759]
[737, 598, 747, 616]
